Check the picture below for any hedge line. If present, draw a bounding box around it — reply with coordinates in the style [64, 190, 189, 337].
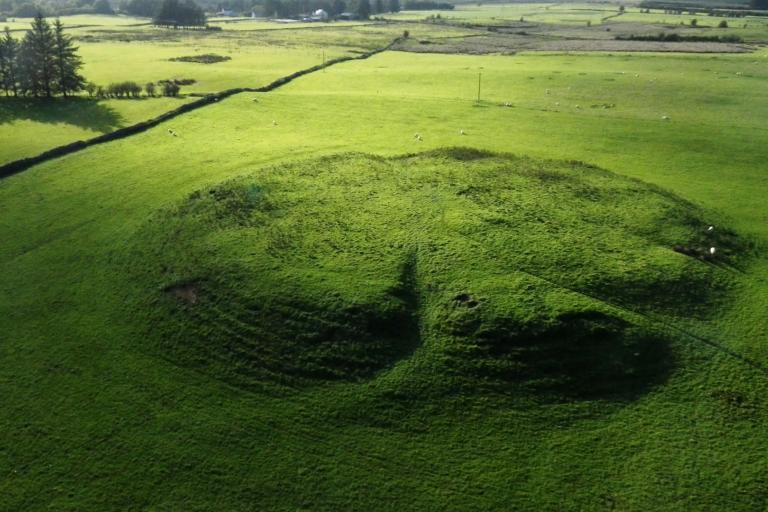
[0, 37, 401, 180]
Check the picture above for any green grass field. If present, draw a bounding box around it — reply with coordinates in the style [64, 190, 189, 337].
[2, 5, 768, 510]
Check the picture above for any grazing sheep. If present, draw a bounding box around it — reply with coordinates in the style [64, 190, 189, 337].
[555, 101, 560, 106]
[710, 247, 716, 255]
[575, 104, 581, 109]
[545, 89, 550, 94]
[459, 129, 465, 135]
[272, 120, 277, 126]
[661, 115, 670, 121]
[707, 225, 714, 232]
[252, 98, 259, 102]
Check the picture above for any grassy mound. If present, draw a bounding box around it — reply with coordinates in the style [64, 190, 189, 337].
[126, 149, 748, 398]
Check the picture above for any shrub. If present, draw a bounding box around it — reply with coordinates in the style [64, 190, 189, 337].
[106, 81, 143, 98]
[162, 81, 181, 96]
[718, 20, 728, 28]
[145, 82, 156, 97]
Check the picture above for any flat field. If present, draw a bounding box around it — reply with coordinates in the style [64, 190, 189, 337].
[2, 5, 768, 511]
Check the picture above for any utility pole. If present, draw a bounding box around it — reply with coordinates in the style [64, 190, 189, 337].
[476, 72, 482, 104]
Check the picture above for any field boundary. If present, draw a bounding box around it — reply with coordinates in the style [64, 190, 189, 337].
[0, 37, 402, 180]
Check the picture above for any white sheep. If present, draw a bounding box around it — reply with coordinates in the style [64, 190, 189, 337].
[272, 120, 277, 126]
[707, 225, 714, 232]
[710, 247, 716, 255]
[661, 115, 670, 121]
[459, 129, 465, 135]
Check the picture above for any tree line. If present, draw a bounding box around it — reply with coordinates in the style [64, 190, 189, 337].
[153, 0, 206, 28]
[261, 0, 400, 19]
[0, 14, 85, 97]
[0, 0, 114, 17]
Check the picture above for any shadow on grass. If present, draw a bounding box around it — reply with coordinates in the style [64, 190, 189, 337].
[0, 97, 125, 133]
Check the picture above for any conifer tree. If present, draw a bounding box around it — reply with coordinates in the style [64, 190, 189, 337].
[19, 13, 57, 97]
[53, 18, 85, 96]
[0, 27, 20, 96]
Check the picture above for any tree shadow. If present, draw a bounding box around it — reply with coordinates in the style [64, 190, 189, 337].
[0, 97, 125, 133]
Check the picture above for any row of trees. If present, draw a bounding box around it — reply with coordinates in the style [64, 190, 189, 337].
[1, 0, 113, 17]
[261, 0, 399, 18]
[84, 79, 180, 97]
[0, 14, 85, 97]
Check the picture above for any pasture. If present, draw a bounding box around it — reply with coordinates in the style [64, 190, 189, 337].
[1, 4, 768, 511]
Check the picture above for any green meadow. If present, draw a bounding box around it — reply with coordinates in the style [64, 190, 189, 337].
[2, 4, 768, 510]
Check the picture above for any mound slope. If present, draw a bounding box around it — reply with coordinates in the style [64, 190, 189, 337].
[126, 149, 747, 399]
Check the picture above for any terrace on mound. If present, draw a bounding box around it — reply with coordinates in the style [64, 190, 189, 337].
[124, 149, 750, 400]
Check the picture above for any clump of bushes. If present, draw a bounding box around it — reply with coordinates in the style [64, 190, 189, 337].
[82, 79, 188, 99]
[616, 32, 743, 43]
[169, 54, 231, 64]
[107, 81, 143, 98]
[159, 81, 181, 96]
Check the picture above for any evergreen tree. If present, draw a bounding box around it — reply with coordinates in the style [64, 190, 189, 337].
[356, 0, 369, 18]
[0, 27, 20, 96]
[19, 13, 57, 97]
[53, 18, 85, 96]
[387, 0, 399, 12]
[374, 0, 383, 13]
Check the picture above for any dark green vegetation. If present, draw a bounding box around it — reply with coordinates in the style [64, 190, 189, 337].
[153, 0, 206, 28]
[617, 32, 744, 42]
[0, 15, 85, 97]
[169, 52, 230, 63]
[128, 150, 749, 399]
